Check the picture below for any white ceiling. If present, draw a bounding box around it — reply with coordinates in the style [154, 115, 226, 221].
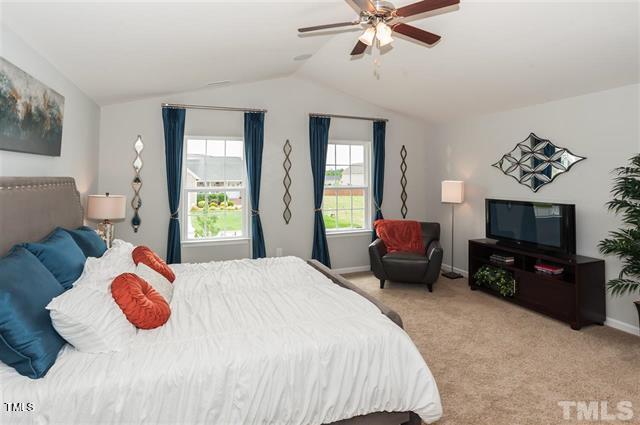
[2, 0, 638, 122]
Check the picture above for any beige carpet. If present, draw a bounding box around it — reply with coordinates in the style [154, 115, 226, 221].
[343, 272, 640, 425]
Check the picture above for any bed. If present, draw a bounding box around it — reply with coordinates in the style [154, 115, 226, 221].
[0, 177, 442, 425]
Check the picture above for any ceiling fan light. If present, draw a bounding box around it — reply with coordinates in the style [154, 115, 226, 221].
[378, 35, 393, 47]
[358, 27, 376, 46]
[375, 22, 393, 46]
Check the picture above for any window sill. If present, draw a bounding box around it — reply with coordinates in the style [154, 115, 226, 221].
[181, 238, 250, 247]
[326, 229, 372, 238]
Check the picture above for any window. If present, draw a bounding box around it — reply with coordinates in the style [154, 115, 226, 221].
[183, 137, 247, 241]
[323, 141, 371, 232]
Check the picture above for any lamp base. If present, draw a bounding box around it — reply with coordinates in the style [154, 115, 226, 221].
[96, 220, 115, 249]
[442, 271, 463, 279]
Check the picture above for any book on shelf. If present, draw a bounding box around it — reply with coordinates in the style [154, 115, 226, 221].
[489, 254, 515, 265]
[534, 263, 564, 275]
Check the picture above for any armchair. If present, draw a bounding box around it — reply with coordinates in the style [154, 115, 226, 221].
[369, 222, 443, 292]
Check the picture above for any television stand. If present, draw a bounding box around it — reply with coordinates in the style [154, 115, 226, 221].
[468, 239, 606, 330]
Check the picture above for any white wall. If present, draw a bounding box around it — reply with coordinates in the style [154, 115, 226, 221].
[0, 26, 100, 198]
[428, 84, 640, 332]
[98, 76, 432, 269]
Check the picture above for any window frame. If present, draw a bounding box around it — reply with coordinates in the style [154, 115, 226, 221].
[323, 140, 373, 234]
[181, 135, 250, 244]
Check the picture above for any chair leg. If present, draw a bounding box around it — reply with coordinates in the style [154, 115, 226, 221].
[427, 283, 433, 292]
[379, 279, 385, 289]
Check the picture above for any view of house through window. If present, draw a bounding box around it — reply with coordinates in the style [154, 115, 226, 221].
[323, 141, 370, 232]
[183, 137, 246, 241]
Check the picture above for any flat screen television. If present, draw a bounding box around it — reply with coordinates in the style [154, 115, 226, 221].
[486, 199, 576, 255]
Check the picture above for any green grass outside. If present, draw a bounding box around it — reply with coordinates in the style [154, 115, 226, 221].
[189, 209, 243, 237]
[323, 193, 366, 229]
[323, 211, 365, 229]
[322, 194, 365, 210]
[190, 193, 367, 236]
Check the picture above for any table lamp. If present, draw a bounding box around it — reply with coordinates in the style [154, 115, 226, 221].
[87, 193, 126, 248]
[441, 180, 464, 279]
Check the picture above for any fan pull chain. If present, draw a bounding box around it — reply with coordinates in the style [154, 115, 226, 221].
[373, 39, 381, 79]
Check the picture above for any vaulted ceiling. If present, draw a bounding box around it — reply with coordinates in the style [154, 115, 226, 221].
[2, 0, 638, 122]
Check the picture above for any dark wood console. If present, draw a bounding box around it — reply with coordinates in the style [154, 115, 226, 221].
[468, 239, 606, 330]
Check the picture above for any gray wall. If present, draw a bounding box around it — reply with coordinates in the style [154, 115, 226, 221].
[428, 84, 640, 333]
[98, 75, 433, 270]
[0, 26, 100, 199]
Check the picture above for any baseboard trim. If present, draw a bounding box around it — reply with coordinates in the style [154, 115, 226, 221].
[605, 317, 639, 336]
[441, 263, 469, 278]
[332, 265, 371, 275]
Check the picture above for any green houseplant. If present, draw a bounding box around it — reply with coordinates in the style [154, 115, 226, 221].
[474, 265, 516, 297]
[598, 154, 640, 328]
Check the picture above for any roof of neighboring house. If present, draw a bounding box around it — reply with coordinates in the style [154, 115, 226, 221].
[342, 164, 364, 175]
[186, 154, 243, 182]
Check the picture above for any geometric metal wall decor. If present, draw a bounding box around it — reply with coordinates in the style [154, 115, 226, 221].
[282, 139, 292, 224]
[492, 132, 586, 193]
[400, 144, 408, 218]
[131, 135, 144, 232]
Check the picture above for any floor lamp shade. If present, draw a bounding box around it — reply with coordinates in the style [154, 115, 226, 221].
[441, 181, 464, 204]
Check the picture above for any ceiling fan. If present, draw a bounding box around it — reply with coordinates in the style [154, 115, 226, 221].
[298, 0, 459, 55]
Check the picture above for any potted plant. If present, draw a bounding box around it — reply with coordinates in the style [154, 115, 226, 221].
[474, 265, 516, 297]
[599, 154, 640, 331]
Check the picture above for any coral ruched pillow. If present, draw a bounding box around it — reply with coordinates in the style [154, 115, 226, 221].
[132, 246, 175, 283]
[111, 273, 170, 329]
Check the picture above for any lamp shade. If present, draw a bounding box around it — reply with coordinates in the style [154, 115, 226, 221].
[87, 194, 126, 220]
[359, 27, 376, 46]
[441, 181, 464, 204]
[375, 22, 394, 47]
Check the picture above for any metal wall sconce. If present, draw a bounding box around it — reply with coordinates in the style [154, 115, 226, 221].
[131, 135, 143, 232]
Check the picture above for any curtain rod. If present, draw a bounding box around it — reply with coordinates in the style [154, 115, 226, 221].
[309, 113, 388, 123]
[162, 103, 267, 113]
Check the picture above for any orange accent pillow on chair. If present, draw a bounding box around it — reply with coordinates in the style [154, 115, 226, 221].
[111, 273, 171, 330]
[132, 246, 175, 283]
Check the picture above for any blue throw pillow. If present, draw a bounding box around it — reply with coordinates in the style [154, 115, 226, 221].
[0, 247, 66, 379]
[23, 229, 86, 290]
[62, 226, 107, 258]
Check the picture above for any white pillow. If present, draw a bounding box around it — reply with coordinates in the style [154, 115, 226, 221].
[76, 239, 136, 292]
[47, 239, 137, 353]
[136, 262, 173, 303]
[47, 282, 136, 353]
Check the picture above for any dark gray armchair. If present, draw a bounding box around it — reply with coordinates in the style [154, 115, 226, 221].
[369, 222, 444, 292]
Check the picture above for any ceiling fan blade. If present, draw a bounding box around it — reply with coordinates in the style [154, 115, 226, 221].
[298, 21, 359, 33]
[393, 23, 441, 45]
[349, 0, 377, 14]
[395, 0, 459, 18]
[350, 40, 368, 55]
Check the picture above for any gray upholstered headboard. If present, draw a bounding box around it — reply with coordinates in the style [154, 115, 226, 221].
[0, 177, 83, 255]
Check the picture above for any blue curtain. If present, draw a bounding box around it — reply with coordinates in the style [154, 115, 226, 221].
[372, 120, 386, 240]
[162, 107, 186, 264]
[244, 112, 266, 259]
[309, 116, 331, 267]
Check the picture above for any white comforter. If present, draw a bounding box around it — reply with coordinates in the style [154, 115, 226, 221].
[0, 256, 442, 424]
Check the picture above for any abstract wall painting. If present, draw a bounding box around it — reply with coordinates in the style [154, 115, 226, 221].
[0, 57, 64, 156]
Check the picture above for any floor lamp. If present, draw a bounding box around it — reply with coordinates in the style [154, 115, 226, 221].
[441, 180, 464, 279]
